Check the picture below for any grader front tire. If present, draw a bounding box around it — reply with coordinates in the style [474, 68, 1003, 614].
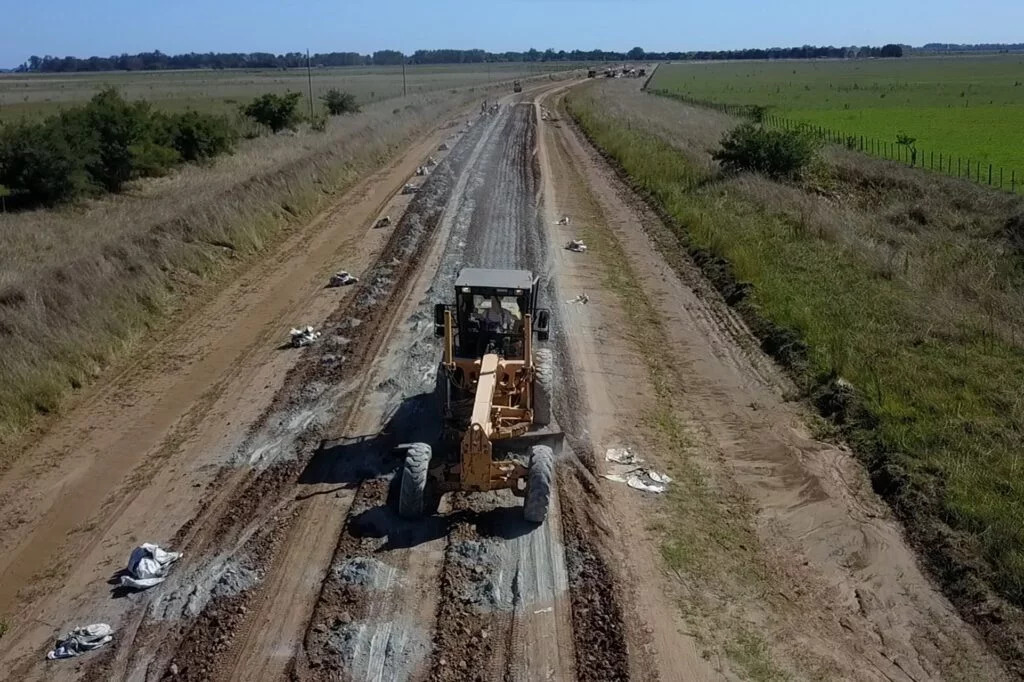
[532, 348, 554, 427]
[399, 443, 431, 518]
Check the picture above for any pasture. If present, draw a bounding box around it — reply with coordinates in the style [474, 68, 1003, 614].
[0, 62, 569, 121]
[650, 56, 1024, 181]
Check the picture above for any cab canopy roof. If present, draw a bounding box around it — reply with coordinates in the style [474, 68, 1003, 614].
[454, 268, 534, 292]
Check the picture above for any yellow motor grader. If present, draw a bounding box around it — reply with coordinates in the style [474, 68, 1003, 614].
[397, 268, 561, 523]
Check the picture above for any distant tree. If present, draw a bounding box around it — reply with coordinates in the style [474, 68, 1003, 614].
[320, 89, 360, 116]
[627, 46, 646, 60]
[895, 132, 917, 165]
[241, 92, 302, 133]
[880, 44, 904, 58]
[372, 50, 405, 66]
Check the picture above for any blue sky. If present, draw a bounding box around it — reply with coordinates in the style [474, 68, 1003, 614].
[5, 0, 1024, 68]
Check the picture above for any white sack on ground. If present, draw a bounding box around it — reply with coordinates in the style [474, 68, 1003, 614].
[46, 624, 113, 660]
[120, 543, 182, 589]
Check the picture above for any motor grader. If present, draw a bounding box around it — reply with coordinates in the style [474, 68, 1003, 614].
[513, 80, 523, 93]
[397, 268, 561, 523]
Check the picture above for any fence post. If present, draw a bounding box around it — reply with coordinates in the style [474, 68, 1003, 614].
[1014, 170, 1017, 193]
[1000, 167, 1003, 188]
[989, 164, 993, 185]
[939, 153, 943, 172]
[958, 158, 962, 177]
[861, 135, 864, 151]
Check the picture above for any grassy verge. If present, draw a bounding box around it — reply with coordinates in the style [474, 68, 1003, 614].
[547, 113, 789, 679]
[566, 81, 1024, 670]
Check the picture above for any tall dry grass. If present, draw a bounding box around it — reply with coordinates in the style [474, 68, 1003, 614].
[0, 75, 550, 441]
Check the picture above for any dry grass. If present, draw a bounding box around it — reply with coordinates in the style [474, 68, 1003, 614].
[0, 63, 582, 121]
[0, 72, 570, 441]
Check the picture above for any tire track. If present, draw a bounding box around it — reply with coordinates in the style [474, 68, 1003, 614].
[101, 110, 493, 682]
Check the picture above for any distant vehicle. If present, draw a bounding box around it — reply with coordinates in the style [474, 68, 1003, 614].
[513, 80, 522, 93]
[587, 69, 596, 78]
[638, 68, 646, 77]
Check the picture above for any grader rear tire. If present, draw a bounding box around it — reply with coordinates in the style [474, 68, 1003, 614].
[532, 348, 554, 427]
[524, 445, 554, 523]
[399, 443, 431, 518]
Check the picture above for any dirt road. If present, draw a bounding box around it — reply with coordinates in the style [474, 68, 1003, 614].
[0, 76, 1008, 681]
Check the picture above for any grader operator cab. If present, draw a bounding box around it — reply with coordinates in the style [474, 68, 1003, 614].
[397, 268, 561, 523]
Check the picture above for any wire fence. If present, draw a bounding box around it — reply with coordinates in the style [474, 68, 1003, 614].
[647, 89, 1024, 195]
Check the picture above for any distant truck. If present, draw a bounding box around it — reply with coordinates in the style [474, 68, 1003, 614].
[513, 80, 522, 93]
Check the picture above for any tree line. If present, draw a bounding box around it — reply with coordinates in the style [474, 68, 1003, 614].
[15, 44, 905, 73]
[918, 43, 1024, 53]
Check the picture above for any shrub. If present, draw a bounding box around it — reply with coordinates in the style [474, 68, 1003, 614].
[309, 113, 327, 132]
[161, 110, 237, 162]
[241, 92, 302, 133]
[0, 88, 238, 208]
[712, 123, 818, 179]
[321, 89, 360, 116]
[0, 119, 84, 205]
[80, 87, 155, 192]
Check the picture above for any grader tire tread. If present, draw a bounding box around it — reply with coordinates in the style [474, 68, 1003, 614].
[533, 348, 554, 427]
[524, 445, 555, 523]
[399, 443, 431, 518]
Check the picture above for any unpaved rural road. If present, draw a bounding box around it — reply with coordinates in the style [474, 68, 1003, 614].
[0, 77, 1007, 681]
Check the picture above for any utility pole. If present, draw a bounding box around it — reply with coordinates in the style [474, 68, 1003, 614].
[306, 49, 314, 119]
[402, 54, 408, 97]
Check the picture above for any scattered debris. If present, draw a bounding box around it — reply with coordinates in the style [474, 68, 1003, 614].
[439, 142, 450, 151]
[626, 471, 672, 494]
[566, 239, 588, 253]
[602, 448, 672, 493]
[402, 184, 419, 195]
[416, 166, 429, 176]
[425, 156, 438, 167]
[566, 293, 589, 305]
[533, 606, 554, 615]
[121, 543, 182, 589]
[290, 326, 322, 348]
[556, 215, 571, 226]
[47, 624, 113, 660]
[374, 216, 391, 228]
[605, 448, 641, 465]
[329, 271, 359, 287]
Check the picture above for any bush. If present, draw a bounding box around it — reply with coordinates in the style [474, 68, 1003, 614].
[0, 88, 238, 208]
[161, 110, 237, 162]
[0, 119, 84, 205]
[321, 89, 360, 116]
[242, 92, 302, 133]
[81, 87, 155, 192]
[712, 123, 818, 180]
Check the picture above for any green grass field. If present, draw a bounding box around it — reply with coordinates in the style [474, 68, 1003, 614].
[0, 62, 574, 121]
[650, 56, 1024, 182]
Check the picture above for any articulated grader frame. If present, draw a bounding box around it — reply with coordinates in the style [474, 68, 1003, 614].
[396, 268, 562, 523]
